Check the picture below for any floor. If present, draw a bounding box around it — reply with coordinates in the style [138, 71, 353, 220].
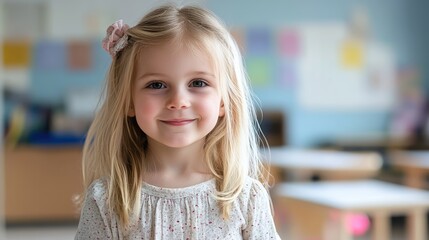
[5, 225, 77, 240]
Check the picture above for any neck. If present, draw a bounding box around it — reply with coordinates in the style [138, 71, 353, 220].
[143, 138, 212, 187]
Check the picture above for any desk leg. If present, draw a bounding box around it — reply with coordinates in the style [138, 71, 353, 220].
[338, 212, 353, 240]
[372, 211, 390, 240]
[407, 208, 426, 240]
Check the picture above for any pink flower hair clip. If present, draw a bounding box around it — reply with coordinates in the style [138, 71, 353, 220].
[102, 19, 130, 57]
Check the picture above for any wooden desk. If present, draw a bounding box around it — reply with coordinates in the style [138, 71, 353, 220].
[4, 145, 83, 223]
[262, 147, 382, 181]
[273, 180, 429, 240]
[389, 151, 429, 189]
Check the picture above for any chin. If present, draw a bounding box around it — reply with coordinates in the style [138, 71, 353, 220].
[147, 135, 205, 149]
[160, 137, 205, 149]
[162, 141, 195, 149]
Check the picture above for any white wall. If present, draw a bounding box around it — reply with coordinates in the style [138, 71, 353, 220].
[48, 0, 206, 39]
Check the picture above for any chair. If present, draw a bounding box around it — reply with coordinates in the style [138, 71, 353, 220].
[388, 150, 429, 189]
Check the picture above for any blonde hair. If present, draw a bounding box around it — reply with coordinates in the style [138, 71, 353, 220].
[82, 4, 268, 230]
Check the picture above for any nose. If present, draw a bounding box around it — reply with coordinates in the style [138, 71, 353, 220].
[167, 88, 190, 110]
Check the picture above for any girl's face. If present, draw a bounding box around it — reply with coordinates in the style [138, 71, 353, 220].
[130, 41, 224, 149]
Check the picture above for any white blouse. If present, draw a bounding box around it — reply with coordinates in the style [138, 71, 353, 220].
[75, 177, 280, 239]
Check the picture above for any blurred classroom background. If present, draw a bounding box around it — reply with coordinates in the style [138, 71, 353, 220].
[2, 0, 429, 239]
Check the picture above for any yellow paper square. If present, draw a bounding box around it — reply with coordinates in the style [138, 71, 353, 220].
[2, 40, 32, 68]
[341, 40, 363, 69]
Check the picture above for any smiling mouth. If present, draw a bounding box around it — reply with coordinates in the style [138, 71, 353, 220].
[161, 119, 195, 126]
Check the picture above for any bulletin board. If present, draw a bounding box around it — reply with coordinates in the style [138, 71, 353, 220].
[296, 23, 396, 111]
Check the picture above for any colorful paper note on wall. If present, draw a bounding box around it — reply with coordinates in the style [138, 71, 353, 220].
[278, 29, 300, 58]
[341, 40, 363, 69]
[34, 41, 65, 70]
[278, 60, 296, 87]
[2, 41, 32, 68]
[67, 40, 92, 70]
[230, 28, 246, 53]
[246, 57, 272, 87]
[246, 28, 272, 55]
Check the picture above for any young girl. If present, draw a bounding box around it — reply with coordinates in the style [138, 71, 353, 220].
[75, 4, 280, 240]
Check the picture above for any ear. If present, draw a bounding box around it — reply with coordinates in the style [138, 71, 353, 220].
[128, 105, 135, 117]
[218, 101, 225, 117]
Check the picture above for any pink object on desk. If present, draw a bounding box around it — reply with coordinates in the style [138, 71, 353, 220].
[329, 212, 370, 236]
[346, 213, 370, 236]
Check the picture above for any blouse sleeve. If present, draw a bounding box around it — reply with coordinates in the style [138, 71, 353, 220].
[75, 180, 114, 240]
[242, 179, 281, 240]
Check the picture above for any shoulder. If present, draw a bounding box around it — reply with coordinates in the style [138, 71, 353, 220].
[234, 177, 273, 224]
[76, 179, 116, 239]
[84, 178, 108, 206]
[242, 176, 269, 196]
[238, 177, 271, 207]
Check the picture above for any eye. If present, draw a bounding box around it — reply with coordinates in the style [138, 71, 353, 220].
[190, 79, 208, 88]
[146, 81, 166, 89]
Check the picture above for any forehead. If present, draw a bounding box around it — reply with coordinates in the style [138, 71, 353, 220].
[135, 40, 216, 76]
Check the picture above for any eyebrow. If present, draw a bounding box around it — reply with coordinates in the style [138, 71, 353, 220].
[137, 73, 167, 81]
[137, 71, 216, 81]
[191, 71, 216, 78]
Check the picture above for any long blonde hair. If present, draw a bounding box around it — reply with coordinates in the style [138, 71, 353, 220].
[82, 4, 267, 230]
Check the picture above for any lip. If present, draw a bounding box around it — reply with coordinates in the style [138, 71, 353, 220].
[160, 119, 195, 126]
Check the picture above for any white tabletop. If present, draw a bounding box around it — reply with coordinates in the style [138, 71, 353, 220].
[262, 147, 382, 171]
[275, 180, 429, 211]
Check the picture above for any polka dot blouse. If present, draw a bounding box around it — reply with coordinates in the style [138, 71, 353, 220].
[75, 177, 280, 239]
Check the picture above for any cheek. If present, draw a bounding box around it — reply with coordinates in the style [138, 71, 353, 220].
[133, 97, 159, 121]
[198, 97, 223, 119]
